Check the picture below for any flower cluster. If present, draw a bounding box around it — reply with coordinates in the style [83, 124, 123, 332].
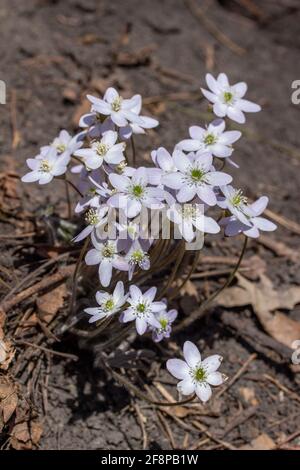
[22, 74, 276, 403]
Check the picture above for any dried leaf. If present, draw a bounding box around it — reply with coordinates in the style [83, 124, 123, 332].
[239, 387, 259, 406]
[0, 307, 6, 328]
[37, 284, 67, 324]
[0, 377, 18, 423]
[0, 339, 15, 370]
[217, 274, 300, 348]
[30, 421, 43, 445]
[0, 340, 6, 363]
[240, 433, 276, 450]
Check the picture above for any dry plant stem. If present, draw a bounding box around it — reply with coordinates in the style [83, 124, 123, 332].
[158, 241, 186, 299]
[111, 369, 196, 407]
[174, 235, 248, 332]
[131, 136, 136, 166]
[96, 324, 133, 351]
[169, 249, 201, 301]
[64, 176, 72, 219]
[1, 264, 75, 313]
[184, 0, 246, 56]
[65, 178, 84, 197]
[14, 339, 78, 361]
[71, 315, 115, 338]
[2, 252, 71, 302]
[215, 353, 257, 399]
[198, 235, 248, 311]
[69, 237, 89, 316]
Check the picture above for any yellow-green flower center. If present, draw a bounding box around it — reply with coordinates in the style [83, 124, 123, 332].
[193, 366, 207, 382]
[182, 205, 198, 219]
[111, 97, 122, 112]
[56, 143, 67, 153]
[104, 298, 114, 311]
[159, 318, 168, 330]
[223, 91, 233, 104]
[231, 189, 248, 207]
[96, 142, 108, 156]
[85, 208, 99, 225]
[102, 243, 115, 258]
[136, 302, 146, 313]
[115, 160, 127, 174]
[204, 133, 217, 146]
[130, 250, 144, 264]
[39, 160, 52, 173]
[190, 168, 206, 183]
[132, 184, 144, 198]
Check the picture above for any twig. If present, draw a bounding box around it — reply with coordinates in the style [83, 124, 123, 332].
[184, 0, 246, 56]
[264, 374, 300, 404]
[1, 264, 75, 312]
[3, 251, 71, 302]
[215, 353, 257, 399]
[215, 405, 257, 439]
[0, 232, 36, 240]
[191, 420, 237, 450]
[14, 339, 78, 361]
[174, 236, 247, 332]
[10, 89, 21, 150]
[263, 208, 300, 236]
[133, 403, 148, 450]
[111, 369, 196, 407]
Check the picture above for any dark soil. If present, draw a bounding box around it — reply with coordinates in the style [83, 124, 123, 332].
[0, 0, 300, 450]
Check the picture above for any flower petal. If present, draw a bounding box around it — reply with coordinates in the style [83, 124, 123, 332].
[183, 341, 201, 368]
[202, 354, 222, 373]
[166, 359, 190, 380]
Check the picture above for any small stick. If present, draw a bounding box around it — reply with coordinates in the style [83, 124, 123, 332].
[14, 339, 78, 361]
[64, 176, 72, 219]
[1, 264, 75, 312]
[191, 420, 237, 450]
[3, 251, 71, 302]
[184, 0, 246, 56]
[215, 353, 257, 399]
[264, 374, 300, 404]
[133, 403, 148, 450]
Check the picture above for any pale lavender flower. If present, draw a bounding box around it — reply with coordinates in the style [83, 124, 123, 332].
[162, 150, 232, 205]
[166, 193, 220, 242]
[167, 341, 226, 402]
[120, 285, 165, 335]
[84, 281, 128, 323]
[85, 236, 128, 287]
[125, 240, 151, 280]
[73, 205, 109, 242]
[201, 73, 261, 124]
[220, 193, 277, 238]
[177, 119, 241, 158]
[87, 88, 144, 128]
[151, 308, 178, 342]
[218, 185, 256, 227]
[108, 167, 165, 218]
[79, 114, 115, 138]
[51, 129, 83, 157]
[74, 130, 125, 170]
[119, 96, 158, 139]
[21, 147, 69, 185]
